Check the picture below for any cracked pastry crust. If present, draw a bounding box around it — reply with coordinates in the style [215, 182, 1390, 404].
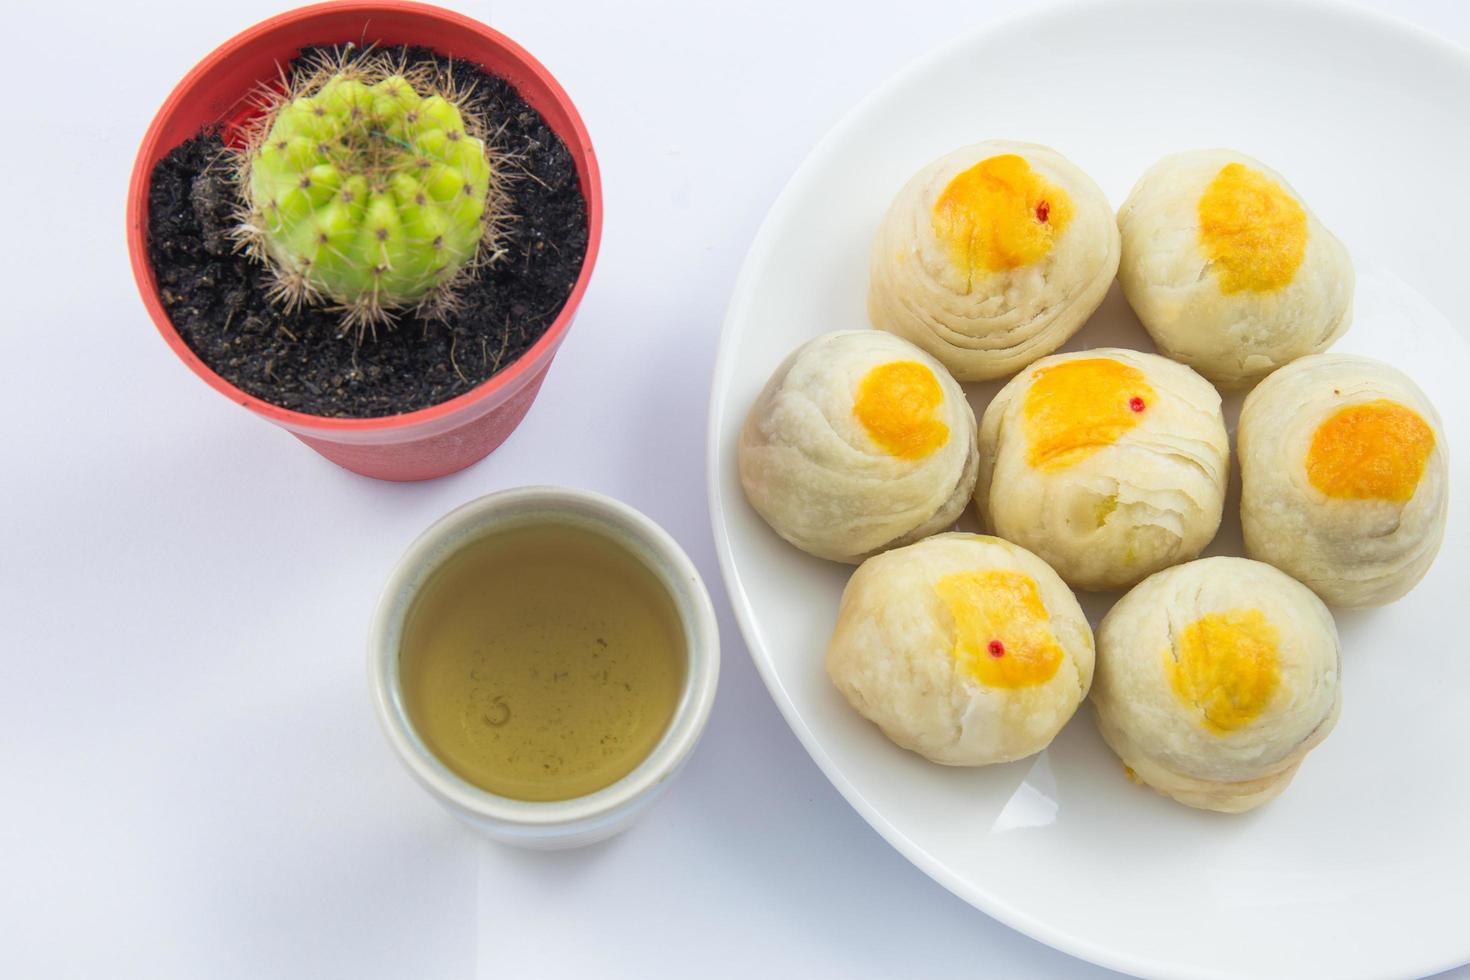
[826, 533, 1094, 766]
[976, 348, 1230, 592]
[1117, 149, 1353, 390]
[738, 331, 979, 564]
[867, 141, 1120, 381]
[1239, 353, 1448, 607]
[1091, 557, 1341, 813]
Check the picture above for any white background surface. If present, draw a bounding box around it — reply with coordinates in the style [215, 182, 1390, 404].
[2, 1, 1466, 978]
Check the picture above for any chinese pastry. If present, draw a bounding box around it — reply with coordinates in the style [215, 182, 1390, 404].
[976, 348, 1229, 591]
[1239, 353, 1448, 606]
[739, 330, 978, 563]
[1117, 149, 1353, 389]
[827, 533, 1094, 765]
[868, 141, 1119, 381]
[1092, 557, 1341, 813]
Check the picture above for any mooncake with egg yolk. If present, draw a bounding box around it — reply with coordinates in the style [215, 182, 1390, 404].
[739, 330, 978, 563]
[826, 533, 1094, 765]
[1117, 149, 1353, 389]
[868, 141, 1120, 381]
[1091, 557, 1341, 813]
[1239, 353, 1447, 607]
[976, 347, 1229, 592]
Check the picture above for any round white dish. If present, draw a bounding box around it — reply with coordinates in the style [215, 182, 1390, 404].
[370, 486, 720, 849]
[707, 1, 1470, 976]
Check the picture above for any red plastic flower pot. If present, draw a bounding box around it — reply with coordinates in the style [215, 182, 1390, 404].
[126, 1, 602, 481]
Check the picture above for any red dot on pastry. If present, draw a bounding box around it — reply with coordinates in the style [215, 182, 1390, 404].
[1129, 396, 1146, 413]
[988, 640, 1005, 658]
[1035, 200, 1050, 224]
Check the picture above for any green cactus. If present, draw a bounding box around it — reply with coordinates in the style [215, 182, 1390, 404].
[240, 55, 501, 327]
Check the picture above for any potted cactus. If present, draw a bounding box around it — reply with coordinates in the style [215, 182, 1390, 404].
[127, 1, 602, 480]
[238, 51, 504, 332]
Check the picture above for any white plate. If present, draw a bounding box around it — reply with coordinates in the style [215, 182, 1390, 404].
[707, 1, 1470, 976]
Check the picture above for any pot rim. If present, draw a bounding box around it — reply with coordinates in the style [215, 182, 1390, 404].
[124, 0, 602, 436]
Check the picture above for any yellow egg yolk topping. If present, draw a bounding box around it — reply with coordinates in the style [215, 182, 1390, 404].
[1167, 608, 1281, 734]
[1197, 162, 1308, 294]
[1306, 399, 1435, 503]
[1022, 358, 1156, 472]
[936, 570, 1064, 689]
[932, 154, 1074, 275]
[854, 361, 950, 460]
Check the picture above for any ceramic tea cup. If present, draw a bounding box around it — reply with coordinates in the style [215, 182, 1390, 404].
[369, 486, 719, 849]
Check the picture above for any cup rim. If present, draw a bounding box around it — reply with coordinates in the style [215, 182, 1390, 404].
[368, 485, 719, 827]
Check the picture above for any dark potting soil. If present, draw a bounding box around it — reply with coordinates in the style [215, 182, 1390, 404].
[146, 48, 589, 418]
